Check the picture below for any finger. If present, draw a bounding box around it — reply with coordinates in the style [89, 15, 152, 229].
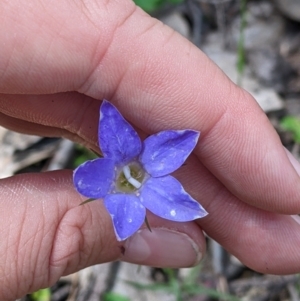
[0, 93, 146, 151]
[2, 0, 300, 213]
[174, 156, 300, 275]
[0, 95, 100, 151]
[78, 8, 300, 215]
[1, 92, 300, 215]
[0, 171, 205, 300]
[0, 0, 137, 94]
[2, 99, 300, 275]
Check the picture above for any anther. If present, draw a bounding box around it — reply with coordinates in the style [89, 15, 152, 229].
[123, 165, 142, 189]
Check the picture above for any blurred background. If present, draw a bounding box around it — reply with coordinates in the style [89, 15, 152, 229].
[3, 0, 300, 300]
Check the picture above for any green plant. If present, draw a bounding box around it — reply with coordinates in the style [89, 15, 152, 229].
[125, 266, 240, 301]
[73, 144, 99, 168]
[281, 116, 300, 143]
[102, 292, 131, 301]
[29, 288, 51, 301]
[133, 0, 183, 13]
[236, 0, 247, 86]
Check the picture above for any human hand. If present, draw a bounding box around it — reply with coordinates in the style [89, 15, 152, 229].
[1, 0, 300, 299]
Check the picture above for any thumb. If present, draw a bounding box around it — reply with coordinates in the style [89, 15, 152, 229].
[0, 170, 205, 300]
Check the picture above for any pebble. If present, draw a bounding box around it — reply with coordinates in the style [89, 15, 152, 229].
[274, 0, 300, 22]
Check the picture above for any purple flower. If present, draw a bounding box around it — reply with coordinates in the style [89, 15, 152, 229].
[73, 100, 208, 241]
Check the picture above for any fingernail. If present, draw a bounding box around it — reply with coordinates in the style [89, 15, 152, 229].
[122, 228, 202, 268]
[291, 215, 300, 224]
[285, 148, 300, 176]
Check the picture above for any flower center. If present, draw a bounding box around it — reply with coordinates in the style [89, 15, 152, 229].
[116, 161, 145, 193]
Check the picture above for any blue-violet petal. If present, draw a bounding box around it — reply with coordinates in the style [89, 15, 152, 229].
[140, 130, 200, 177]
[73, 158, 115, 199]
[140, 175, 208, 221]
[99, 100, 142, 164]
[104, 194, 146, 241]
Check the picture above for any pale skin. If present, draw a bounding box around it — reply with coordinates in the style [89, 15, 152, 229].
[1, 0, 300, 299]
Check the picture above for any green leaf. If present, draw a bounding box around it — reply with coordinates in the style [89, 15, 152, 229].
[103, 292, 131, 301]
[133, 0, 184, 13]
[79, 198, 97, 206]
[236, 0, 247, 86]
[134, 0, 163, 12]
[73, 145, 100, 168]
[281, 116, 300, 143]
[182, 265, 202, 286]
[125, 280, 173, 292]
[144, 216, 152, 232]
[182, 284, 240, 301]
[125, 266, 240, 301]
[30, 288, 51, 301]
[162, 268, 176, 280]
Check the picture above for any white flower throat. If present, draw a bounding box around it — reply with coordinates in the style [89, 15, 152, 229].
[123, 165, 142, 189]
[116, 161, 145, 193]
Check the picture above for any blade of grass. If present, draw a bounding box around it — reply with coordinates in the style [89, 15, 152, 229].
[183, 284, 240, 301]
[236, 0, 247, 86]
[125, 280, 174, 292]
[144, 216, 152, 232]
[29, 288, 51, 301]
[281, 116, 300, 143]
[79, 198, 96, 206]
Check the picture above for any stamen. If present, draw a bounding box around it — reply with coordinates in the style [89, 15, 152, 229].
[123, 165, 131, 179]
[123, 165, 142, 189]
[128, 177, 142, 189]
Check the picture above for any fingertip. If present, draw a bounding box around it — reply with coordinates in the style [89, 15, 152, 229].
[122, 228, 203, 268]
[285, 147, 300, 177]
[121, 213, 206, 268]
